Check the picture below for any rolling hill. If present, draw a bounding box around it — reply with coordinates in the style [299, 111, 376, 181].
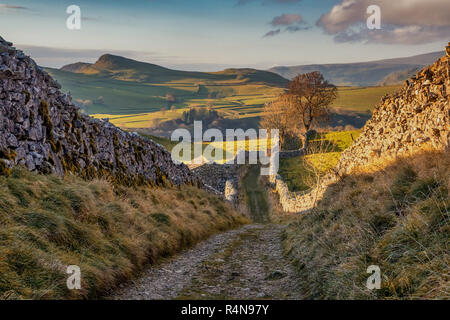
[46, 52, 421, 131]
[269, 51, 444, 86]
[61, 54, 289, 86]
[45, 54, 288, 121]
[377, 67, 422, 86]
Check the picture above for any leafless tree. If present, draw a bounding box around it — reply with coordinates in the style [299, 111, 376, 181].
[287, 71, 337, 146]
[261, 72, 337, 150]
[260, 94, 296, 148]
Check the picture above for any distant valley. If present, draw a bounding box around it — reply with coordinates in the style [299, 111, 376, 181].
[44, 51, 441, 132]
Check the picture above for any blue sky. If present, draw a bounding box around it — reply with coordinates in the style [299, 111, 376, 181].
[0, 0, 448, 70]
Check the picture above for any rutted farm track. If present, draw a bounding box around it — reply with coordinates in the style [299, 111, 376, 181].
[110, 166, 302, 300]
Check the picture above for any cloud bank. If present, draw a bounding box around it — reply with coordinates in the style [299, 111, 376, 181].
[317, 0, 450, 44]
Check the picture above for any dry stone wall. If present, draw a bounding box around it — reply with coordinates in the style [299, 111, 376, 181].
[336, 53, 449, 175]
[193, 163, 240, 193]
[193, 163, 240, 205]
[0, 36, 199, 187]
[269, 174, 337, 213]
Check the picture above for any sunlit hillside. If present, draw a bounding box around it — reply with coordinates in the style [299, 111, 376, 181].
[46, 54, 403, 131]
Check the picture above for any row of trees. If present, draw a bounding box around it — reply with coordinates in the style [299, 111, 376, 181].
[181, 107, 221, 126]
[261, 71, 337, 149]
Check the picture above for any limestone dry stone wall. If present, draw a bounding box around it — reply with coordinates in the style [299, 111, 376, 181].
[193, 163, 240, 193]
[193, 163, 240, 205]
[0, 36, 199, 187]
[269, 174, 337, 213]
[336, 53, 449, 175]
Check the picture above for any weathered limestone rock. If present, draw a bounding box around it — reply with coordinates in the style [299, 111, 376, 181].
[224, 179, 238, 203]
[193, 163, 240, 193]
[336, 53, 449, 175]
[0, 36, 200, 187]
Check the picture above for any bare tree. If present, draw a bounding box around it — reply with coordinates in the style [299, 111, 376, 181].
[260, 94, 296, 148]
[261, 72, 337, 150]
[287, 71, 337, 147]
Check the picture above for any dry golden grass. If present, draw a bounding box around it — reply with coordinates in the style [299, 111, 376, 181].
[284, 149, 449, 299]
[0, 169, 248, 299]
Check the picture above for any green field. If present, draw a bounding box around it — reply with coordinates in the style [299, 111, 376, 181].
[331, 85, 401, 114]
[87, 85, 400, 129]
[47, 68, 284, 117]
[145, 129, 363, 189]
[279, 130, 361, 192]
[140, 133, 276, 166]
[46, 54, 286, 124]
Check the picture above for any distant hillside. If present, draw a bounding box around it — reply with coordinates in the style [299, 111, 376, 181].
[59, 62, 93, 74]
[377, 67, 422, 86]
[45, 54, 288, 119]
[269, 51, 444, 86]
[61, 54, 288, 87]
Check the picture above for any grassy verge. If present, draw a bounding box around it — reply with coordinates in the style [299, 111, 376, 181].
[0, 169, 248, 299]
[283, 150, 449, 299]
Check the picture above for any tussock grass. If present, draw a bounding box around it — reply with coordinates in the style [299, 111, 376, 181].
[0, 169, 247, 299]
[284, 150, 449, 299]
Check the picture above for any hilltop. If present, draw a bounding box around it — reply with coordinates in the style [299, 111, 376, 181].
[61, 54, 289, 87]
[377, 66, 422, 86]
[269, 51, 444, 86]
[44, 55, 287, 124]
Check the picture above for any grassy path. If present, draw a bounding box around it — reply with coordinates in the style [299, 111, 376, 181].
[242, 165, 270, 223]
